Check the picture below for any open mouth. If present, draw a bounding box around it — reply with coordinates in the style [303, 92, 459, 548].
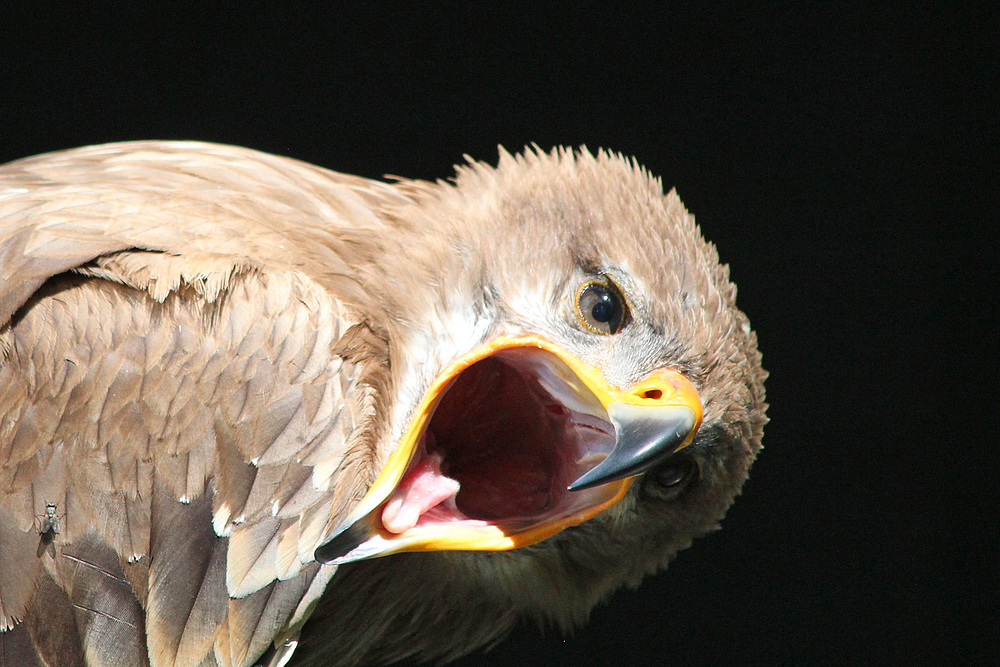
[314, 335, 702, 565]
[379, 347, 621, 537]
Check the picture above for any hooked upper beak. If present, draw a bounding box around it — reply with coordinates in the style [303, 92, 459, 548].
[566, 366, 702, 491]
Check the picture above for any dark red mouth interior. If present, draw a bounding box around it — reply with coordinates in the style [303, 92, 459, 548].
[426, 356, 569, 521]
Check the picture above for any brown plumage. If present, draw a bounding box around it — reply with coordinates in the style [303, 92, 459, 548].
[0, 142, 767, 667]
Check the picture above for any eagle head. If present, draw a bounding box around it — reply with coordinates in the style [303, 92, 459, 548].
[301, 147, 767, 666]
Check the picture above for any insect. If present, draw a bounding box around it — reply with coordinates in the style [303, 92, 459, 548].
[35, 502, 66, 557]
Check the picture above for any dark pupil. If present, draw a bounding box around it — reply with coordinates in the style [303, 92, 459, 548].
[591, 292, 616, 323]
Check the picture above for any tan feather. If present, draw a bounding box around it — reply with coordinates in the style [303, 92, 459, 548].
[224, 569, 315, 667]
[146, 480, 227, 667]
[226, 518, 282, 599]
[58, 533, 147, 667]
[22, 570, 86, 667]
[0, 511, 41, 630]
[0, 621, 44, 667]
[2, 141, 399, 665]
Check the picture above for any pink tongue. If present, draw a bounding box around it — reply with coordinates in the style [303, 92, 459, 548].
[381, 453, 461, 534]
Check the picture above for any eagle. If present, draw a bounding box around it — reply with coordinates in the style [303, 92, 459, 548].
[0, 142, 767, 667]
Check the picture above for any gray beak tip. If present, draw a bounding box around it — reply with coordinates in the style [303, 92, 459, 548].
[315, 521, 368, 563]
[568, 404, 697, 492]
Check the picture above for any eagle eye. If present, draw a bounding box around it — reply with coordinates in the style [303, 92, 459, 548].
[575, 279, 628, 335]
[643, 453, 700, 499]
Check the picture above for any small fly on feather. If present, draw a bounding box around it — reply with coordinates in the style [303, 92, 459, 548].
[35, 502, 65, 558]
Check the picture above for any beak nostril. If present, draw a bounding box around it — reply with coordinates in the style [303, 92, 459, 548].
[642, 389, 662, 401]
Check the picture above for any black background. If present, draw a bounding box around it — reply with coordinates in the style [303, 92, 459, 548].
[3, 5, 995, 666]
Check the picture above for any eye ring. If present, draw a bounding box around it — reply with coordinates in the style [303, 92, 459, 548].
[575, 278, 629, 335]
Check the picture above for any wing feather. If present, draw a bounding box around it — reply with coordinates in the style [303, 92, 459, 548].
[147, 479, 228, 667]
[0, 622, 44, 667]
[1, 141, 402, 666]
[59, 534, 148, 667]
[225, 568, 316, 667]
[22, 570, 86, 667]
[0, 511, 41, 630]
[226, 519, 283, 599]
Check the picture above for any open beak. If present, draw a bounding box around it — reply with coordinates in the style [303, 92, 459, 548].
[315, 335, 702, 564]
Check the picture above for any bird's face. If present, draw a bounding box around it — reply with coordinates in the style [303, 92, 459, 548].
[314, 149, 767, 614]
